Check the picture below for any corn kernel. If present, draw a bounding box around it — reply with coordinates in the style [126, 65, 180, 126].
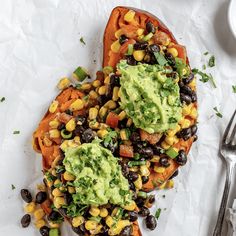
[66, 118, 76, 132]
[72, 216, 84, 227]
[54, 179, 61, 186]
[35, 219, 46, 229]
[85, 220, 98, 230]
[57, 77, 70, 90]
[99, 123, 108, 129]
[126, 118, 133, 127]
[124, 10, 135, 22]
[166, 179, 174, 189]
[49, 100, 59, 113]
[159, 182, 167, 189]
[109, 220, 130, 235]
[115, 29, 123, 39]
[89, 206, 100, 217]
[97, 129, 109, 138]
[89, 90, 98, 99]
[123, 201, 136, 211]
[70, 99, 84, 111]
[60, 140, 69, 151]
[182, 104, 192, 116]
[120, 129, 127, 140]
[43, 136, 52, 147]
[154, 166, 166, 174]
[189, 78, 196, 90]
[92, 79, 101, 88]
[118, 111, 126, 120]
[167, 48, 178, 57]
[34, 209, 45, 221]
[89, 121, 99, 129]
[37, 184, 46, 191]
[49, 129, 60, 139]
[81, 83, 92, 90]
[133, 50, 145, 61]
[167, 129, 176, 137]
[74, 136, 81, 144]
[112, 87, 119, 101]
[148, 39, 154, 45]
[54, 197, 65, 209]
[134, 174, 142, 190]
[99, 106, 108, 118]
[180, 119, 191, 128]
[49, 120, 60, 129]
[161, 141, 170, 150]
[89, 107, 98, 120]
[68, 186, 76, 194]
[24, 202, 36, 213]
[64, 171, 76, 181]
[104, 76, 110, 84]
[98, 85, 107, 95]
[140, 165, 150, 176]
[189, 107, 198, 119]
[165, 136, 175, 146]
[52, 188, 63, 197]
[136, 28, 144, 36]
[90, 224, 103, 235]
[111, 40, 121, 53]
[48, 221, 60, 228]
[100, 208, 108, 218]
[104, 100, 116, 109]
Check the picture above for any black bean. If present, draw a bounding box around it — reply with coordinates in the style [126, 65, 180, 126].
[152, 145, 164, 155]
[180, 85, 193, 96]
[178, 81, 185, 88]
[120, 225, 132, 236]
[165, 52, 176, 66]
[73, 125, 85, 136]
[193, 135, 198, 142]
[146, 21, 156, 34]
[133, 42, 148, 50]
[57, 123, 65, 131]
[145, 215, 157, 230]
[39, 226, 50, 236]
[126, 55, 137, 65]
[139, 147, 153, 158]
[81, 128, 94, 143]
[65, 109, 73, 116]
[147, 194, 155, 204]
[139, 206, 150, 217]
[175, 150, 187, 166]
[142, 176, 149, 184]
[79, 223, 87, 233]
[98, 225, 109, 236]
[147, 44, 160, 53]
[191, 91, 197, 102]
[75, 115, 86, 126]
[169, 169, 179, 179]
[35, 191, 47, 204]
[72, 226, 84, 236]
[20, 189, 32, 203]
[128, 171, 139, 182]
[177, 127, 192, 141]
[120, 163, 129, 178]
[183, 73, 194, 84]
[110, 74, 120, 87]
[64, 192, 73, 205]
[129, 182, 136, 192]
[135, 196, 145, 207]
[130, 132, 141, 143]
[48, 210, 61, 222]
[58, 208, 67, 217]
[191, 125, 198, 135]
[159, 156, 170, 167]
[119, 34, 128, 45]
[21, 214, 31, 228]
[180, 93, 192, 105]
[128, 211, 138, 222]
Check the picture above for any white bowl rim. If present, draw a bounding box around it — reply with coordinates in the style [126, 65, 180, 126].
[228, 0, 236, 39]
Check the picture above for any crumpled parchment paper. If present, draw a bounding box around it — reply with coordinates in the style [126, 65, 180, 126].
[0, 0, 236, 235]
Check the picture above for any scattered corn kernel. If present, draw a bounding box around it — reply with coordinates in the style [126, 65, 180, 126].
[104, 100, 116, 109]
[24, 202, 36, 213]
[37, 184, 46, 191]
[115, 29, 123, 38]
[97, 129, 109, 138]
[118, 111, 126, 120]
[72, 216, 85, 227]
[136, 28, 144, 36]
[52, 188, 63, 197]
[189, 78, 196, 90]
[104, 76, 110, 84]
[57, 77, 70, 90]
[134, 174, 142, 190]
[89, 107, 98, 120]
[167, 47, 178, 57]
[140, 165, 150, 176]
[89, 120, 99, 129]
[90, 224, 103, 235]
[65, 118, 76, 132]
[49, 129, 60, 139]
[98, 85, 107, 95]
[109, 220, 131, 235]
[43, 136, 52, 147]
[159, 182, 167, 189]
[81, 83, 92, 90]
[48, 221, 60, 228]
[34, 209, 45, 221]
[68, 186, 76, 194]
[120, 129, 128, 140]
[124, 10, 135, 22]
[64, 171, 76, 181]
[99, 106, 108, 118]
[166, 179, 174, 189]
[89, 206, 100, 217]
[100, 208, 108, 218]
[161, 141, 170, 150]
[49, 100, 59, 113]
[133, 50, 145, 61]
[111, 40, 121, 53]
[106, 216, 114, 227]
[89, 90, 98, 99]
[92, 79, 101, 88]
[74, 136, 81, 144]
[54, 197, 65, 209]
[112, 87, 119, 101]
[123, 201, 136, 211]
[70, 99, 84, 111]
[60, 140, 69, 151]
[154, 166, 166, 174]
[182, 104, 192, 116]
[126, 118, 133, 127]
[85, 220, 98, 231]
[180, 118, 191, 128]
[189, 107, 198, 119]
[35, 219, 46, 229]
[165, 136, 175, 146]
[49, 120, 60, 129]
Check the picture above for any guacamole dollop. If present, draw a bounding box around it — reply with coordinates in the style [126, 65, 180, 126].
[118, 60, 182, 133]
[63, 143, 132, 206]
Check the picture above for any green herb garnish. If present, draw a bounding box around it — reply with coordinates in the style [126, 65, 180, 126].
[80, 37, 86, 45]
[213, 107, 223, 118]
[154, 52, 168, 66]
[232, 85, 236, 93]
[208, 55, 215, 67]
[0, 97, 5, 102]
[13, 130, 20, 134]
[103, 129, 117, 147]
[192, 68, 217, 88]
[11, 184, 15, 190]
[155, 208, 161, 220]
[204, 51, 209, 55]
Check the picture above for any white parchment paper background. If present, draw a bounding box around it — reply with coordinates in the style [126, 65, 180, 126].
[0, 0, 236, 235]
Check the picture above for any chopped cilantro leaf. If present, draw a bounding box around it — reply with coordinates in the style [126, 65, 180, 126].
[192, 68, 217, 88]
[80, 37, 86, 45]
[154, 52, 168, 66]
[0, 97, 5, 102]
[204, 51, 209, 55]
[155, 208, 161, 220]
[103, 129, 117, 147]
[13, 130, 20, 134]
[208, 55, 215, 67]
[213, 107, 223, 118]
[202, 64, 206, 70]
[11, 184, 15, 190]
[232, 85, 236, 93]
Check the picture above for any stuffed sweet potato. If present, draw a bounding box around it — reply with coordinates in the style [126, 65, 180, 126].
[29, 6, 197, 236]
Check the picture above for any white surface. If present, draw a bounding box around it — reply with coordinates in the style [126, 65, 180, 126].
[228, 0, 236, 39]
[0, 0, 236, 236]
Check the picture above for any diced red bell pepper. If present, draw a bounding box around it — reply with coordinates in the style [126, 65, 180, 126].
[171, 44, 187, 62]
[119, 145, 134, 158]
[106, 112, 119, 128]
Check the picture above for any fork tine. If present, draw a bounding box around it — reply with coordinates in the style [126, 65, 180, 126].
[222, 109, 236, 144]
[229, 123, 236, 144]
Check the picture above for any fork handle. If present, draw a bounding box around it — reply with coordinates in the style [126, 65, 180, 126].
[213, 161, 235, 236]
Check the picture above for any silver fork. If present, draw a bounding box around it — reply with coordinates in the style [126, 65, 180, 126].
[213, 109, 236, 236]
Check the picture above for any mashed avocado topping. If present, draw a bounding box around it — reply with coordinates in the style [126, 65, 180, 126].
[63, 143, 132, 206]
[118, 60, 182, 133]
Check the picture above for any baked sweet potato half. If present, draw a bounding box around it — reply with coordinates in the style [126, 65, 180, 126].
[30, 6, 197, 236]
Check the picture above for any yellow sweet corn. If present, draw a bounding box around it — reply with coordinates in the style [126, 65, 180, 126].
[57, 77, 70, 90]
[89, 206, 100, 217]
[167, 48, 178, 57]
[124, 10, 135, 22]
[70, 99, 84, 111]
[66, 118, 76, 132]
[34, 209, 45, 221]
[24, 202, 36, 213]
[72, 216, 84, 227]
[111, 40, 121, 53]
